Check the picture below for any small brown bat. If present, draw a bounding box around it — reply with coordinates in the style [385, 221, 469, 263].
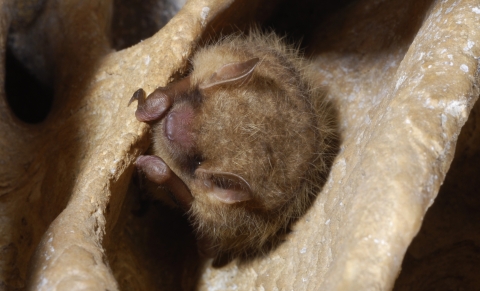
[130, 31, 335, 259]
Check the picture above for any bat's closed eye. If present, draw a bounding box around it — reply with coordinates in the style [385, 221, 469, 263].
[212, 176, 243, 191]
[185, 154, 203, 174]
[195, 168, 253, 204]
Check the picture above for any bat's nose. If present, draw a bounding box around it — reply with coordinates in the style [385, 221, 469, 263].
[164, 104, 196, 150]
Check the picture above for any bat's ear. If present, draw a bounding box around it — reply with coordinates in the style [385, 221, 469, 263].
[199, 57, 260, 90]
[195, 168, 253, 204]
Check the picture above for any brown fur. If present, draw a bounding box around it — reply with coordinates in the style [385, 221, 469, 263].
[145, 31, 335, 258]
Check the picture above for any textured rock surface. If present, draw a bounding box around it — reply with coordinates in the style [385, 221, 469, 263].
[393, 101, 480, 290]
[0, 0, 232, 290]
[0, 0, 478, 290]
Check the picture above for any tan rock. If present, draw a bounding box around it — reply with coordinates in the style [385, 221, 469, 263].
[0, 0, 478, 290]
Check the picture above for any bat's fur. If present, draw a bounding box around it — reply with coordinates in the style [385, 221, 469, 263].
[148, 31, 336, 259]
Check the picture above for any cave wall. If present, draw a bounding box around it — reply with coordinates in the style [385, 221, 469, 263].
[0, 0, 479, 290]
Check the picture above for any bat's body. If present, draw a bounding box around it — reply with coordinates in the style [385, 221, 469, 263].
[131, 32, 335, 259]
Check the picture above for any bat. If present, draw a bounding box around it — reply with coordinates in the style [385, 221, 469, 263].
[129, 31, 336, 260]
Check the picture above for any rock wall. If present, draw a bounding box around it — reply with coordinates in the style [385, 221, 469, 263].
[0, 0, 478, 290]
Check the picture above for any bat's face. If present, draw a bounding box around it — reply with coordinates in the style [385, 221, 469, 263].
[131, 34, 329, 257]
[147, 56, 318, 213]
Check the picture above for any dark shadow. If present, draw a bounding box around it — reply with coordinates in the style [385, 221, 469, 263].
[109, 182, 203, 291]
[5, 44, 53, 123]
[200, 0, 359, 46]
[263, 0, 359, 47]
[111, 0, 186, 50]
[305, 0, 435, 57]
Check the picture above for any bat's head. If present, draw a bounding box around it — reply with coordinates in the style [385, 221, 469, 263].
[132, 36, 330, 256]
[154, 50, 319, 209]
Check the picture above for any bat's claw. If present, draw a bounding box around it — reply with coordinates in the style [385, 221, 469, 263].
[128, 88, 146, 106]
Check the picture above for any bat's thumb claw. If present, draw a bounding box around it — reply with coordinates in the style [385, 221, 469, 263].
[128, 88, 146, 106]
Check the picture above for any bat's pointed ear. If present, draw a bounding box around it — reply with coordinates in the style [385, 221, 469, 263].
[195, 168, 253, 204]
[199, 57, 260, 90]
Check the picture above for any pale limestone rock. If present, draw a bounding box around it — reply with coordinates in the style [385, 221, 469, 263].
[0, 0, 478, 290]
